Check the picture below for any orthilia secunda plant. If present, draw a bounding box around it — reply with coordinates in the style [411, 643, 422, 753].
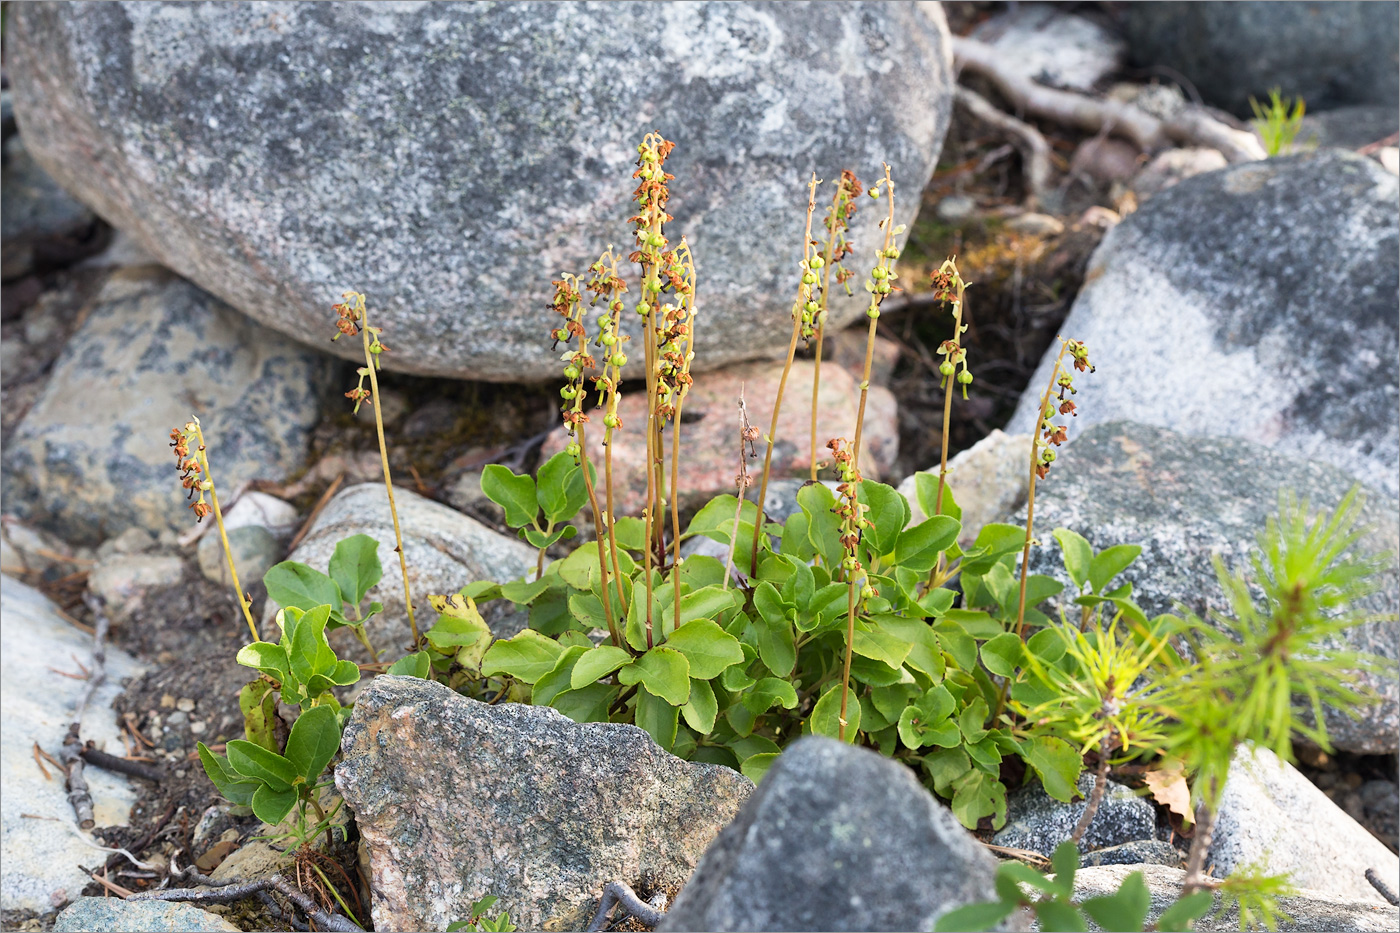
[332, 292, 418, 647]
[828, 435, 871, 742]
[929, 257, 973, 517]
[170, 418, 259, 644]
[586, 246, 631, 618]
[808, 169, 863, 481]
[850, 163, 904, 471]
[750, 172, 820, 578]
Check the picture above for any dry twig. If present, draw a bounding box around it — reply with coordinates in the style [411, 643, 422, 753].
[130, 862, 364, 932]
[955, 86, 1053, 203]
[59, 594, 111, 828]
[586, 880, 668, 932]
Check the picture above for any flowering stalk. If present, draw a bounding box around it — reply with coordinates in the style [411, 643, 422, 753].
[929, 258, 973, 515]
[170, 419, 258, 644]
[333, 293, 417, 646]
[587, 249, 631, 619]
[661, 238, 699, 627]
[828, 437, 873, 742]
[850, 164, 903, 468]
[750, 173, 820, 577]
[810, 170, 862, 480]
[552, 275, 622, 648]
[628, 132, 678, 646]
[1014, 337, 1094, 640]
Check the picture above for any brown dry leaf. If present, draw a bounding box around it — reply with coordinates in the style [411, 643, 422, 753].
[1143, 763, 1194, 825]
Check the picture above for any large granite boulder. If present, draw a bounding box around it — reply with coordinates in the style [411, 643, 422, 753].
[1122, 2, 1400, 117]
[7, 1, 954, 381]
[658, 737, 1014, 932]
[1020, 422, 1399, 755]
[335, 675, 753, 933]
[0, 267, 330, 545]
[1007, 150, 1399, 499]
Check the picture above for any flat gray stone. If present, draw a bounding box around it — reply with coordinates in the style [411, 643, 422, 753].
[1080, 840, 1181, 868]
[1019, 421, 1399, 755]
[1122, 2, 1400, 116]
[659, 737, 1018, 932]
[8, 1, 954, 381]
[1212, 745, 1399, 905]
[1067, 864, 1399, 932]
[992, 772, 1157, 857]
[1007, 151, 1399, 499]
[265, 483, 535, 657]
[52, 897, 239, 932]
[1, 578, 145, 912]
[971, 4, 1125, 94]
[197, 524, 279, 589]
[336, 675, 752, 933]
[0, 267, 331, 545]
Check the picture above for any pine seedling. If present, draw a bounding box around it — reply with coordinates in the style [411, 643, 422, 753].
[332, 292, 418, 646]
[809, 170, 863, 480]
[170, 418, 259, 643]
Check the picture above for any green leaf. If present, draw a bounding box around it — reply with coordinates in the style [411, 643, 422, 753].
[250, 783, 299, 826]
[238, 680, 281, 754]
[284, 704, 340, 783]
[999, 860, 1062, 896]
[681, 677, 718, 733]
[934, 625, 977, 670]
[283, 605, 337, 688]
[895, 515, 961, 572]
[1089, 544, 1142, 594]
[1035, 899, 1089, 933]
[941, 609, 1003, 640]
[665, 618, 745, 679]
[780, 555, 816, 611]
[569, 645, 633, 689]
[1023, 574, 1065, 609]
[974, 523, 1027, 557]
[529, 587, 573, 635]
[481, 464, 538, 528]
[673, 585, 741, 628]
[480, 630, 564, 684]
[1026, 628, 1068, 665]
[386, 650, 431, 678]
[1052, 528, 1093, 591]
[858, 481, 909, 558]
[914, 472, 962, 526]
[873, 615, 944, 680]
[617, 647, 691, 706]
[197, 744, 259, 807]
[1080, 871, 1150, 932]
[263, 562, 342, 616]
[980, 632, 1025, 677]
[1022, 735, 1083, 804]
[950, 767, 1006, 829]
[636, 687, 679, 750]
[1154, 892, 1214, 932]
[225, 739, 298, 791]
[548, 683, 616, 723]
[1050, 841, 1079, 897]
[923, 747, 971, 794]
[535, 450, 589, 525]
[851, 626, 913, 670]
[740, 752, 781, 784]
[933, 900, 1016, 933]
[612, 516, 648, 551]
[532, 645, 588, 706]
[426, 594, 493, 671]
[958, 697, 990, 744]
[522, 526, 569, 550]
[809, 682, 861, 742]
[742, 677, 799, 715]
[328, 534, 382, 607]
[329, 659, 359, 686]
[798, 482, 845, 569]
[754, 609, 797, 678]
[236, 641, 290, 683]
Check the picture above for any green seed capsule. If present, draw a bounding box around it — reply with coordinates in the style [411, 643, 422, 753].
[565, 443, 580, 458]
[809, 255, 825, 269]
[611, 353, 627, 367]
[957, 370, 973, 385]
[872, 267, 887, 280]
[805, 300, 820, 314]
[604, 413, 620, 428]
[601, 333, 617, 346]
[648, 233, 665, 248]
[560, 386, 576, 399]
[802, 272, 817, 285]
[563, 365, 580, 380]
[637, 301, 652, 315]
[939, 361, 954, 376]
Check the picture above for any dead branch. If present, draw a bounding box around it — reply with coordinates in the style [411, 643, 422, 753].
[1070, 750, 1111, 845]
[1367, 868, 1399, 906]
[955, 86, 1053, 204]
[586, 880, 669, 932]
[953, 36, 1265, 163]
[59, 594, 111, 828]
[80, 744, 165, 783]
[129, 864, 364, 932]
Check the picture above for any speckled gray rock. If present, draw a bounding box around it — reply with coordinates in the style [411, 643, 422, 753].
[2, 132, 96, 279]
[336, 675, 752, 933]
[53, 897, 239, 932]
[198, 523, 280, 588]
[970, 3, 1124, 94]
[1007, 151, 1399, 498]
[1297, 106, 1400, 152]
[8, 1, 953, 382]
[0, 267, 330, 545]
[1067, 864, 1400, 932]
[1079, 840, 1181, 869]
[265, 483, 534, 656]
[1122, 2, 1400, 116]
[1212, 745, 1399, 905]
[992, 772, 1156, 857]
[658, 737, 1018, 932]
[1019, 422, 1400, 754]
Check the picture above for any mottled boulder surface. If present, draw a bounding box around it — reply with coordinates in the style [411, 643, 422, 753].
[0, 267, 330, 545]
[9, 1, 954, 381]
[52, 897, 239, 932]
[335, 676, 752, 933]
[1006, 150, 1399, 499]
[658, 737, 1015, 932]
[1020, 422, 1399, 755]
[992, 773, 1156, 857]
[1123, 1, 1400, 116]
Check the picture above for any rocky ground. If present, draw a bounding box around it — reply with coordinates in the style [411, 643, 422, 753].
[2, 2, 1398, 931]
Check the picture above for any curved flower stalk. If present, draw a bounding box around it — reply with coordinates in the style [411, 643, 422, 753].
[828, 436, 873, 742]
[586, 247, 631, 618]
[333, 292, 417, 646]
[810, 170, 863, 480]
[170, 418, 259, 643]
[929, 258, 972, 516]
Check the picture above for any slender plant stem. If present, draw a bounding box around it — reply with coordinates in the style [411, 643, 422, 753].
[642, 312, 658, 647]
[851, 165, 896, 468]
[361, 319, 417, 646]
[670, 404, 684, 626]
[603, 437, 626, 613]
[933, 288, 965, 517]
[578, 423, 621, 648]
[194, 424, 258, 643]
[750, 175, 819, 577]
[724, 387, 753, 591]
[838, 579, 857, 741]
[1070, 743, 1111, 845]
[1013, 341, 1070, 641]
[1182, 789, 1219, 896]
[809, 185, 844, 481]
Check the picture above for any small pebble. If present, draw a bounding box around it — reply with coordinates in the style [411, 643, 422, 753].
[176, 697, 196, 712]
[190, 721, 206, 734]
[167, 711, 187, 726]
[160, 694, 176, 709]
[174, 769, 186, 779]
